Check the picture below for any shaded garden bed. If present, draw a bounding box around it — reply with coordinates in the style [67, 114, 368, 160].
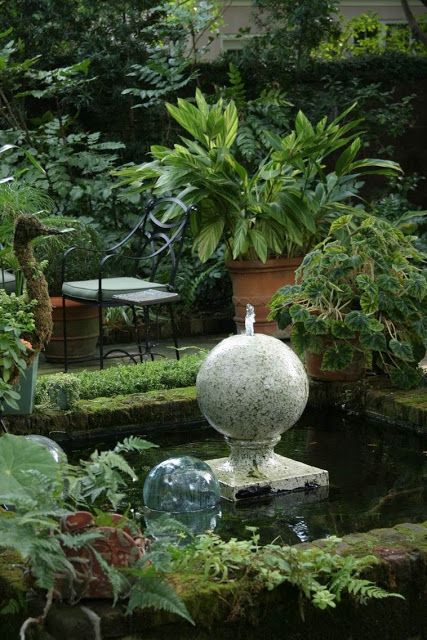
[2, 522, 426, 640]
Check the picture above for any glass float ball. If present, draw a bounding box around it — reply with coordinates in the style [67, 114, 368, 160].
[196, 334, 309, 441]
[143, 456, 220, 513]
[24, 435, 67, 464]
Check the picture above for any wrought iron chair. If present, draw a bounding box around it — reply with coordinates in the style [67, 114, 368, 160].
[61, 197, 194, 370]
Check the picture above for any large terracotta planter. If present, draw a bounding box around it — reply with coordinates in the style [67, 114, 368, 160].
[226, 257, 302, 336]
[44, 297, 99, 363]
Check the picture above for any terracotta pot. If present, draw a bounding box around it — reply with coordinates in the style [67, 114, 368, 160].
[54, 511, 146, 600]
[226, 257, 303, 336]
[44, 297, 99, 363]
[305, 345, 365, 382]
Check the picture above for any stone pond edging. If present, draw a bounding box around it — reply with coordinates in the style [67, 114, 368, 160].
[2, 521, 425, 640]
[5, 379, 427, 441]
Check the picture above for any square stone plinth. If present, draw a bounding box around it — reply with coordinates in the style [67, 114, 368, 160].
[207, 455, 329, 501]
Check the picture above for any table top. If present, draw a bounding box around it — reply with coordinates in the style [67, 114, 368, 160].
[112, 289, 180, 306]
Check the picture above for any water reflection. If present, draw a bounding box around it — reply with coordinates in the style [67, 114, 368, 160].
[71, 409, 426, 545]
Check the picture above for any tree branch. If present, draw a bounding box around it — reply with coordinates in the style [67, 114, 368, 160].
[400, 0, 427, 46]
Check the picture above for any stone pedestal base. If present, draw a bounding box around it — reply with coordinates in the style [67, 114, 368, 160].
[207, 453, 329, 501]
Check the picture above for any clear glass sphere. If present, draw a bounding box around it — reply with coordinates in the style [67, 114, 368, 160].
[24, 434, 67, 464]
[144, 507, 221, 540]
[143, 456, 220, 513]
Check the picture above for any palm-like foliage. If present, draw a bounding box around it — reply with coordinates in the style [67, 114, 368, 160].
[117, 90, 401, 262]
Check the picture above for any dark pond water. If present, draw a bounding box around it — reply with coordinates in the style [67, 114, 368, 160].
[70, 410, 427, 545]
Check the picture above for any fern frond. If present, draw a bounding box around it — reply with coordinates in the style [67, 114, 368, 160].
[114, 436, 157, 454]
[126, 577, 194, 625]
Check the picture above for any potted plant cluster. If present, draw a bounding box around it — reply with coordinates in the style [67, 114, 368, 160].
[117, 90, 400, 334]
[269, 213, 427, 389]
[0, 289, 37, 413]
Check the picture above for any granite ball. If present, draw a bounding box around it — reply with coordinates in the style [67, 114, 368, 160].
[196, 334, 309, 441]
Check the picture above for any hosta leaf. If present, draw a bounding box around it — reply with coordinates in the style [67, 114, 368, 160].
[389, 338, 415, 362]
[321, 343, 354, 371]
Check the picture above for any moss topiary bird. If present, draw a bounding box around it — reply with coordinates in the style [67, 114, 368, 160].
[13, 214, 64, 351]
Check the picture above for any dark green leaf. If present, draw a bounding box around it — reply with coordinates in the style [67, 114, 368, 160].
[321, 343, 354, 371]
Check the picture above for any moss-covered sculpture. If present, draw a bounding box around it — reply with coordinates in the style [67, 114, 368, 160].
[13, 214, 62, 351]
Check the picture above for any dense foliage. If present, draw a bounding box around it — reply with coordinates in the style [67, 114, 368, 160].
[269, 213, 427, 388]
[0, 291, 36, 409]
[117, 91, 400, 262]
[0, 433, 402, 636]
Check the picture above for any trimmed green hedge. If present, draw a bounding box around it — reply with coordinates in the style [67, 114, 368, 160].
[36, 354, 205, 406]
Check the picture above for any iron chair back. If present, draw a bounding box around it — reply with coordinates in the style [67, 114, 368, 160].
[61, 196, 195, 369]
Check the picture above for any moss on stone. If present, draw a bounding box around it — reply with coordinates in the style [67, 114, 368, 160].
[365, 387, 427, 433]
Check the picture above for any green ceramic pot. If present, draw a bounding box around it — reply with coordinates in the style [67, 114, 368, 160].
[4, 354, 39, 415]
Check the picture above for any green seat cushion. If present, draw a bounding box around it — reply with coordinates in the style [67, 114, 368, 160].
[62, 277, 167, 301]
[0, 270, 16, 293]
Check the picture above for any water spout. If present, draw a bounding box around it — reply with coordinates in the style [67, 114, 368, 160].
[245, 304, 255, 336]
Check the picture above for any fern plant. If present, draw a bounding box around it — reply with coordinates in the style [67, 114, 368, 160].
[0, 433, 193, 636]
[169, 528, 403, 618]
[222, 64, 293, 166]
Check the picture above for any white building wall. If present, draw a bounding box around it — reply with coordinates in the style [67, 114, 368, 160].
[200, 0, 427, 59]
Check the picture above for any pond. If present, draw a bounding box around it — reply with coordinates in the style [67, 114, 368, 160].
[69, 409, 426, 546]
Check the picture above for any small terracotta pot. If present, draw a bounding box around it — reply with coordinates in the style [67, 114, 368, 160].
[54, 511, 146, 600]
[226, 256, 303, 336]
[305, 344, 365, 382]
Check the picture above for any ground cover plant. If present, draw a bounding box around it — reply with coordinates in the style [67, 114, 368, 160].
[0, 433, 403, 638]
[35, 353, 205, 406]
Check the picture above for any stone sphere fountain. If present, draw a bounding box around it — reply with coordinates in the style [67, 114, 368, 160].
[196, 305, 328, 500]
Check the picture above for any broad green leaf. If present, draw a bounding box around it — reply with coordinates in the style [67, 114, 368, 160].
[321, 343, 354, 371]
[277, 308, 292, 330]
[0, 434, 61, 502]
[345, 311, 370, 331]
[249, 229, 268, 263]
[329, 214, 353, 234]
[335, 139, 361, 176]
[360, 331, 387, 351]
[304, 315, 328, 335]
[289, 304, 310, 323]
[330, 320, 354, 339]
[389, 338, 415, 362]
[360, 289, 379, 314]
[194, 219, 224, 262]
[232, 218, 249, 259]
